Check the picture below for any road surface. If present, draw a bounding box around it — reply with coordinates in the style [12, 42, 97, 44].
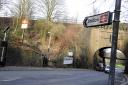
[0, 68, 109, 85]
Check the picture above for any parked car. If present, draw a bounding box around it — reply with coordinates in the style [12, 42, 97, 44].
[104, 65, 124, 73]
[104, 65, 110, 73]
[95, 63, 104, 71]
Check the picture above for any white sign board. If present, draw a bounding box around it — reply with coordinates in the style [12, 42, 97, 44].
[21, 19, 28, 29]
[21, 23, 28, 29]
[68, 51, 73, 56]
[83, 11, 112, 27]
[63, 57, 73, 64]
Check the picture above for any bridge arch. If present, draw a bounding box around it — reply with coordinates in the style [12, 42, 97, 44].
[93, 47, 126, 71]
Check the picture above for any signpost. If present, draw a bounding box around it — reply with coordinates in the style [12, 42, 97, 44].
[63, 57, 73, 65]
[63, 51, 73, 65]
[21, 19, 28, 43]
[21, 19, 28, 29]
[108, 0, 122, 85]
[83, 1, 122, 84]
[83, 11, 113, 27]
[0, 26, 10, 66]
[68, 51, 73, 57]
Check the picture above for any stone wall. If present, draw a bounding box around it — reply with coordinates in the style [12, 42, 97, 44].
[84, 28, 128, 66]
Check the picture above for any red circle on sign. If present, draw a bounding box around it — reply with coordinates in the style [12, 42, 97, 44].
[100, 13, 108, 23]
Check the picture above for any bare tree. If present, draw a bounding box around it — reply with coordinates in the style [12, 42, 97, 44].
[35, 0, 64, 22]
[11, 0, 34, 19]
[0, 0, 2, 9]
[9, 0, 35, 33]
[121, 0, 128, 22]
[0, 0, 7, 10]
[0, 0, 19, 15]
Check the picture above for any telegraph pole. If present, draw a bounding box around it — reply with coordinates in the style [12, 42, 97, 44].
[108, 0, 122, 85]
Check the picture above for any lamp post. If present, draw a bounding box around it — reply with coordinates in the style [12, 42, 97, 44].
[108, 0, 122, 85]
[21, 19, 28, 43]
[48, 32, 52, 52]
[0, 26, 10, 66]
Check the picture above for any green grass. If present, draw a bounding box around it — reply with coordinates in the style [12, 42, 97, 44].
[116, 64, 125, 69]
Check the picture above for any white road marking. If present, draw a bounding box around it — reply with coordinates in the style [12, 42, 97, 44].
[0, 77, 21, 82]
[121, 75, 128, 85]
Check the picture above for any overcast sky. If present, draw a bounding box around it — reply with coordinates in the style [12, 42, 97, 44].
[0, 0, 128, 23]
[65, 0, 128, 22]
[65, 0, 115, 22]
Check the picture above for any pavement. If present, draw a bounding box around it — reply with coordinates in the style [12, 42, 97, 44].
[0, 66, 128, 85]
[115, 73, 128, 85]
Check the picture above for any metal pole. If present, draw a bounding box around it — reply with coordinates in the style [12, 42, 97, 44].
[0, 33, 7, 62]
[48, 32, 52, 52]
[1, 26, 10, 62]
[22, 29, 25, 43]
[108, 0, 122, 85]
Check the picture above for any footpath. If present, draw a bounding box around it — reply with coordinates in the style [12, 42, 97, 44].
[115, 73, 128, 85]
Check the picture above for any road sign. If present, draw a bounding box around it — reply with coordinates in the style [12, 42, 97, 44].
[83, 11, 113, 27]
[63, 57, 73, 64]
[21, 19, 28, 29]
[68, 51, 73, 56]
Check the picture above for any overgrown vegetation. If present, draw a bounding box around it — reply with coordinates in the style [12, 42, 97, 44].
[0, 16, 90, 68]
[123, 39, 128, 74]
[1, 0, 128, 69]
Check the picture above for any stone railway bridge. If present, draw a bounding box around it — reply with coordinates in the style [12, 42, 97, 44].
[83, 28, 128, 69]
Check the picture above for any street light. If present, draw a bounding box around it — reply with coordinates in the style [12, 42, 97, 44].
[48, 32, 52, 52]
[0, 26, 10, 66]
[21, 19, 28, 43]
